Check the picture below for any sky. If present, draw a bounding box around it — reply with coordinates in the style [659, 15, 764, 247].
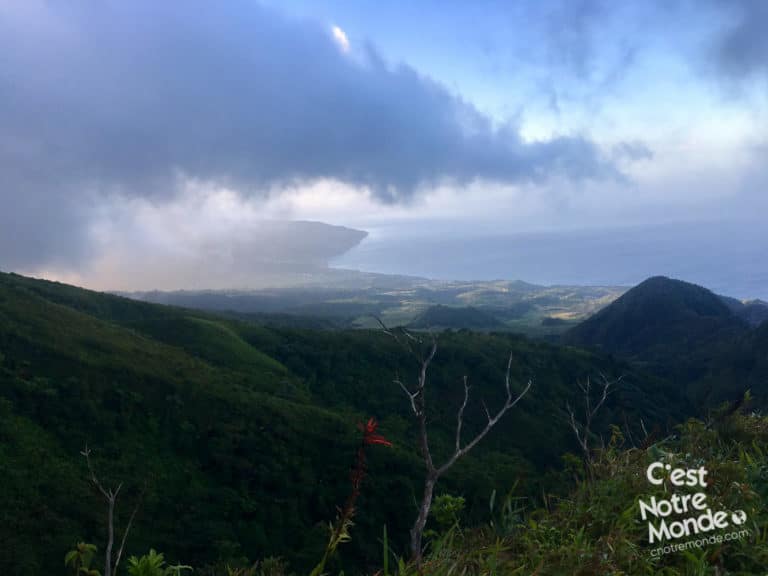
[0, 0, 766, 293]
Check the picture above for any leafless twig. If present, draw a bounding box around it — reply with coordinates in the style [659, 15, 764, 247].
[376, 319, 532, 563]
[81, 445, 144, 576]
[565, 374, 622, 476]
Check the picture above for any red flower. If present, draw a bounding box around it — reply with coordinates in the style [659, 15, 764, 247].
[358, 417, 393, 447]
[358, 417, 376, 434]
[366, 433, 393, 447]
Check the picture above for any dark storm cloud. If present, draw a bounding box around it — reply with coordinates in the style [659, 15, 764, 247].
[0, 1, 614, 269]
[711, 0, 768, 81]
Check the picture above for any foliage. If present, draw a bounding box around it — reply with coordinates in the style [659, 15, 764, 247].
[2, 271, 764, 574]
[65, 542, 100, 576]
[126, 549, 191, 576]
[310, 418, 391, 576]
[430, 494, 466, 532]
[565, 275, 768, 408]
[385, 409, 768, 575]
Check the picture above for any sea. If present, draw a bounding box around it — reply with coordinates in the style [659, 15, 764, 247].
[332, 220, 768, 300]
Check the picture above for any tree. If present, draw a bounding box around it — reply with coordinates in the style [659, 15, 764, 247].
[565, 374, 621, 479]
[377, 322, 532, 564]
[81, 445, 144, 576]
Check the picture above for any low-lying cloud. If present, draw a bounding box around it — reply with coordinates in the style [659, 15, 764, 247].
[0, 1, 616, 272]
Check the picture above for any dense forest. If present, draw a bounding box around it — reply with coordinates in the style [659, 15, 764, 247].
[1, 271, 766, 574]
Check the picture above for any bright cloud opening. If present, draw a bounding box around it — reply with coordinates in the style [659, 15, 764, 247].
[332, 25, 350, 52]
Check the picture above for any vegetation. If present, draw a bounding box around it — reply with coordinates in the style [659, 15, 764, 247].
[130, 276, 626, 335]
[390, 406, 768, 575]
[407, 305, 505, 331]
[565, 276, 748, 361]
[375, 322, 531, 562]
[1, 271, 766, 573]
[565, 276, 768, 407]
[60, 407, 768, 575]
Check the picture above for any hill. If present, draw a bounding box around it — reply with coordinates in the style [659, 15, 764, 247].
[564, 276, 768, 406]
[692, 319, 768, 403]
[0, 271, 682, 575]
[721, 295, 768, 326]
[564, 276, 747, 360]
[0, 272, 348, 573]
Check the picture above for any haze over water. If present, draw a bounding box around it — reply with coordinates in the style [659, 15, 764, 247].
[334, 221, 768, 300]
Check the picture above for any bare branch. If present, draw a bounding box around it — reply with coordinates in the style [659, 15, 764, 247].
[418, 339, 438, 389]
[566, 401, 587, 454]
[113, 508, 136, 576]
[480, 399, 492, 423]
[504, 352, 514, 396]
[395, 378, 419, 415]
[81, 445, 110, 500]
[373, 316, 422, 360]
[455, 376, 470, 452]
[113, 481, 146, 575]
[590, 375, 614, 420]
[378, 316, 531, 564]
[437, 353, 532, 476]
[439, 378, 532, 475]
[566, 374, 624, 473]
[402, 329, 423, 344]
[81, 445, 144, 576]
[373, 314, 392, 334]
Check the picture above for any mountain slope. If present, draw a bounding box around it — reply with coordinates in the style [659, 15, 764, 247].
[564, 276, 747, 360]
[563, 276, 768, 406]
[721, 295, 768, 326]
[0, 271, 683, 575]
[0, 272, 360, 573]
[693, 319, 768, 402]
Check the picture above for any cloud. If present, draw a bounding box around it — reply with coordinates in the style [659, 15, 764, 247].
[332, 25, 350, 52]
[544, 0, 607, 79]
[39, 185, 369, 291]
[612, 141, 653, 162]
[536, 0, 642, 104]
[0, 0, 616, 271]
[711, 0, 768, 82]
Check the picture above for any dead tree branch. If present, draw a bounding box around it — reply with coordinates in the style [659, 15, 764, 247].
[376, 319, 532, 564]
[81, 445, 143, 576]
[565, 373, 622, 475]
[437, 352, 531, 477]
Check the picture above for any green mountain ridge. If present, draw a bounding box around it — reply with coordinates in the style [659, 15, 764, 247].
[0, 270, 684, 575]
[5, 271, 768, 574]
[565, 276, 747, 356]
[564, 275, 768, 406]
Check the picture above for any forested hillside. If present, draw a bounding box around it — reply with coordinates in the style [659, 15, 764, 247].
[565, 276, 768, 408]
[0, 271, 683, 575]
[565, 276, 748, 360]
